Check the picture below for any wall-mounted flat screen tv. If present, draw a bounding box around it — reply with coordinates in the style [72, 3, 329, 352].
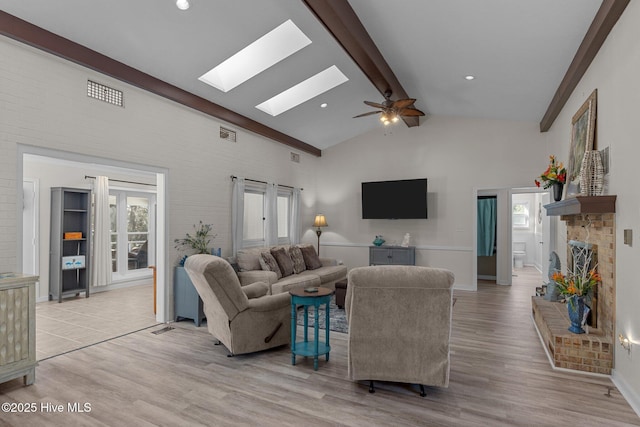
[361, 178, 428, 219]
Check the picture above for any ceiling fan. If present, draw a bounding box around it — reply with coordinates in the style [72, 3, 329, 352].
[353, 90, 425, 125]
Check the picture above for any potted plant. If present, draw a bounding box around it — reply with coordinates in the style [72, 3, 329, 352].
[174, 221, 216, 265]
[535, 155, 567, 201]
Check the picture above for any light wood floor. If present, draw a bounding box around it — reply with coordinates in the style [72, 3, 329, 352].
[35, 284, 157, 360]
[1, 267, 638, 426]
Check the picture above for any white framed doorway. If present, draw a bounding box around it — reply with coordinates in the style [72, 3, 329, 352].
[510, 187, 556, 283]
[473, 186, 556, 290]
[17, 145, 168, 323]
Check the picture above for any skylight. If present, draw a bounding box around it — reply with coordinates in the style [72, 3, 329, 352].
[256, 65, 348, 116]
[198, 20, 312, 92]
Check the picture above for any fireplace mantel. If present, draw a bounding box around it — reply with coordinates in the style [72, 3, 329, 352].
[544, 195, 616, 216]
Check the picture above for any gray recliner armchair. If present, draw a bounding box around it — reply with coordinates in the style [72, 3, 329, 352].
[346, 265, 455, 396]
[184, 254, 291, 355]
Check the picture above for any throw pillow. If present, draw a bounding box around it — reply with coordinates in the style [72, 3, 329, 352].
[288, 246, 306, 274]
[259, 252, 282, 279]
[271, 247, 294, 277]
[299, 244, 322, 270]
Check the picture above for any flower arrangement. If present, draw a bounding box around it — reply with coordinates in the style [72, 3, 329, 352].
[535, 155, 567, 189]
[174, 221, 216, 256]
[552, 268, 600, 298]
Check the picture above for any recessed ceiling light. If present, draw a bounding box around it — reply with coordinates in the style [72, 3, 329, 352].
[256, 66, 348, 116]
[320, 103, 328, 108]
[198, 20, 311, 92]
[465, 75, 475, 80]
[176, 0, 189, 10]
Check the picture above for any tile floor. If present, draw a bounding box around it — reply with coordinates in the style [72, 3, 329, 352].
[36, 284, 158, 360]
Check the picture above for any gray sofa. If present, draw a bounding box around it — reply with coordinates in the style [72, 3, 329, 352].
[346, 265, 455, 396]
[235, 244, 347, 294]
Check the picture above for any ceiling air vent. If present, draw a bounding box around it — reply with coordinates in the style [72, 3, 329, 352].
[220, 126, 237, 142]
[87, 80, 123, 107]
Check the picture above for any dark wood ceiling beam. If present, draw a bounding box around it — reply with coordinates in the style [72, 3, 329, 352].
[539, 0, 629, 132]
[303, 0, 420, 127]
[0, 11, 321, 157]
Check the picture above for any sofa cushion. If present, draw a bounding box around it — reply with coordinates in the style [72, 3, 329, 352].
[288, 246, 306, 274]
[299, 244, 322, 270]
[271, 247, 294, 277]
[237, 247, 267, 272]
[271, 274, 321, 295]
[301, 265, 347, 284]
[259, 252, 282, 279]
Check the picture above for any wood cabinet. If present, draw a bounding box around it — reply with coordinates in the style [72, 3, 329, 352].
[369, 246, 416, 266]
[174, 266, 205, 326]
[0, 273, 37, 386]
[49, 188, 91, 302]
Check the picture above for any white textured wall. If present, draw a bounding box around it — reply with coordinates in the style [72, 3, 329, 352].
[316, 115, 547, 289]
[543, 1, 640, 412]
[0, 37, 319, 305]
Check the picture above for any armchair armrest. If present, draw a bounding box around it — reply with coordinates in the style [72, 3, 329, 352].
[238, 270, 277, 286]
[242, 281, 269, 299]
[246, 292, 291, 312]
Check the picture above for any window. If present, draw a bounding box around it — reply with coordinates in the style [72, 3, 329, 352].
[277, 189, 292, 244]
[241, 184, 293, 248]
[243, 190, 265, 246]
[512, 202, 530, 229]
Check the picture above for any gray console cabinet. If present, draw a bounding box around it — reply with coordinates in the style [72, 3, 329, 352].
[369, 246, 416, 266]
[174, 266, 205, 326]
[49, 188, 91, 302]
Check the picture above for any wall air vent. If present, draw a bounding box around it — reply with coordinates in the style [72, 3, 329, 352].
[290, 152, 300, 163]
[87, 80, 123, 107]
[220, 126, 237, 142]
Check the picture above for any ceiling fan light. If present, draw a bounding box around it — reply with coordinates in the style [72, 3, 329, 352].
[391, 115, 399, 123]
[176, 0, 190, 10]
[379, 114, 387, 123]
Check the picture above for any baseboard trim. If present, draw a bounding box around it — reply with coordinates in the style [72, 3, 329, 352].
[612, 368, 640, 417]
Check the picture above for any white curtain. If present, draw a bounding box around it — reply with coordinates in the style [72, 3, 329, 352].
[231, 177, 245, 257]
[92, 176, 111, 287]
[290, 187, 302, 244]
[265, 182, 278, 246]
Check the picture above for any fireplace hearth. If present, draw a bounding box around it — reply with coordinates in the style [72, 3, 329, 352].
[532, 201, 616, 375]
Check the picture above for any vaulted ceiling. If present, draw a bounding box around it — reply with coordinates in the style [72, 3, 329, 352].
[0, 1, 628, 156]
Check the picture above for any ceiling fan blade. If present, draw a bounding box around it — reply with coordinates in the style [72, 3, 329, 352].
[364, 101, 386, 109]
[398, 108, 425, 117]
[391, 98, 417, 109]
[353, 111, 381, 118]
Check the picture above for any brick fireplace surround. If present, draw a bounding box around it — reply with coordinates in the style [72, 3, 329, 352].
[532, 196, 616, 375]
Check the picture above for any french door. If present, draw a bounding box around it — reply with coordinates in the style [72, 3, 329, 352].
[109, 191, 156, 280]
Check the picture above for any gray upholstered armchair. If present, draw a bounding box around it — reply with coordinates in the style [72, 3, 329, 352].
[184, 255, 291, 356]
[345, 265, 455, 396]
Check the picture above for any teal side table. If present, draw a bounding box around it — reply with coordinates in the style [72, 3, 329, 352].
[289, 287, 333, 371]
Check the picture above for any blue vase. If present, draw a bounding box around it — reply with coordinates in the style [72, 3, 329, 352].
[567, 295, 585, 334]
[373, 236, 385, 246]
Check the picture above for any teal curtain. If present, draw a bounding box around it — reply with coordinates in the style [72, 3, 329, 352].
[477, 198, 497, 257]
